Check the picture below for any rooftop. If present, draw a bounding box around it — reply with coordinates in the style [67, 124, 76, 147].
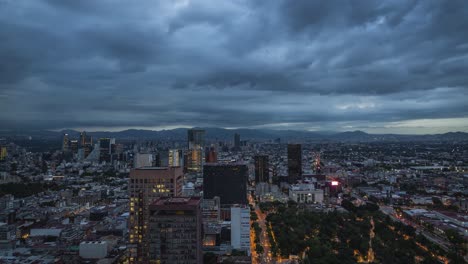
[152, 197, 201, 207]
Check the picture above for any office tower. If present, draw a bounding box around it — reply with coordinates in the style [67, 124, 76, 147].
[99, 138, 115, 163]
[231, 205, 250, 251]
[79, 131, 93, 158]
[62, 133, 69, 152]
[129, 167, 183, 263]
[203, 164, 248, 205]
[234, 133, 240, 150]
[187, 129, 205, 172]
[288, 144, 302, 183]
[79, 131, 92, 146]
[205, 146, 217, 163]
[69, 140, 79, 154]
[254, 155, 269, 183]
[134, 153, 153, 168]
[168, 149, 183, 167]
[148, 197, 202, 264]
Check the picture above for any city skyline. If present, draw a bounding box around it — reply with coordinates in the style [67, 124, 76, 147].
[1, 1, 468, 134]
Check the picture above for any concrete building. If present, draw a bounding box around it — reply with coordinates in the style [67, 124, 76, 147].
[168, 149, 183, 167]
[134, 153, 153, 168]
[148, 197, 202, 264]
[230, 205, 250, 252]
[129, 167, 183, 263]
[201, 196, 221, 223]
[289, 183, 324, 204]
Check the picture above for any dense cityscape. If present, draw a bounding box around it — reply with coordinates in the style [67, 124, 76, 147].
[1, 0, 468, 263]
[0, 128, 466, 263]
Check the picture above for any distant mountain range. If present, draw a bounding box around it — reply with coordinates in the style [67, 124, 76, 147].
[1, 128, 468, 142]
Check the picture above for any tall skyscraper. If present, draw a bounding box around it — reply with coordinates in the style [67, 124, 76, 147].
[234, 133, 240, 150]
[129, 167, 184, 263]
[168, 149, 183, 167]
[62, 133, 69, 152]
[78, 131, 93, 159]
[99, 138, 115, 163]
[288, 144, 302, 183]
[254, 155, 269, 183]
[187, 129, 205, 172]
[203, 164, 248, 205]
[79, 131, 92, 146]
[231, 205, 250, 252]
[148, 197, 202, 264]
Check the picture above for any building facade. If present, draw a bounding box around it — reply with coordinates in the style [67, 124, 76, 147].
[230, 205, 250, 251]
[289, 183, 324, 204]
[148, 197, 202, 264]
[203, 164, 248, 205]
[168, 149, 183, 167]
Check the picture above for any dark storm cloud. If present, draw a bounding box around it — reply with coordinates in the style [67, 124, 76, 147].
[0, 0, 467, 132]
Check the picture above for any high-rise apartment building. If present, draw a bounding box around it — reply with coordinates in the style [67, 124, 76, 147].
[148, 197, 202, 264]
[187, 129, 205, 172]
[288, 144, 302, 183]
[203, 164, 248, 205]
[128, 167, 183, 262]
[254, 155, 269, 183]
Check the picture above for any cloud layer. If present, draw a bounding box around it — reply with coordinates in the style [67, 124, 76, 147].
[1, 0, 467, 133]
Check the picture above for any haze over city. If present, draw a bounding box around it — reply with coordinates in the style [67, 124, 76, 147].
[1, 0, 468, 134]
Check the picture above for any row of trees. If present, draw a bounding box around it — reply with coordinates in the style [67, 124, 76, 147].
[251, 220, 263, 255]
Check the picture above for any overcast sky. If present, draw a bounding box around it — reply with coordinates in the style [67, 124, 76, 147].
[1, 0, 467, 134]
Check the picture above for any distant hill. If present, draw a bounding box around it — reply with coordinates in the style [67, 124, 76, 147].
[1, 128, 467, 142]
